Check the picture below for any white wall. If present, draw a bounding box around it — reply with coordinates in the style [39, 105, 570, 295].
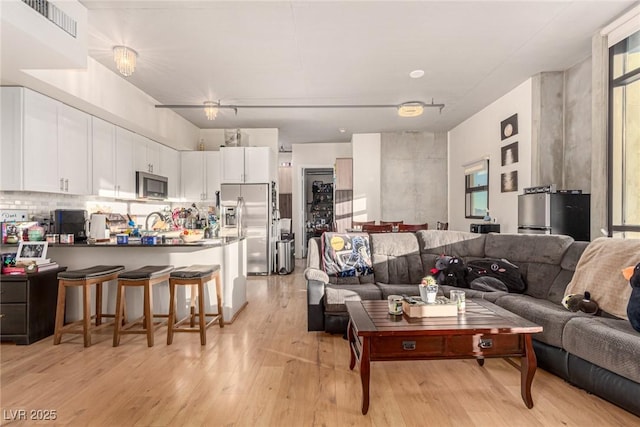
[6, 57, 200, 150]
[448, 79, 533, 233]
[352, 133, 381, 223]
[291, 142, 351, 257]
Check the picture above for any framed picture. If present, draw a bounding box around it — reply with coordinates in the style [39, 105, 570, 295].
[16, 241, 48, 262]
[500, 113, 518, 140]
[501, 141, 519, 166]
[501, 171, 518, 193]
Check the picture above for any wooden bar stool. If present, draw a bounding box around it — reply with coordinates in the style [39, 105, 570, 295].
[113, 265, 173, 347]
[167, 264, 224, 346]
[53, 265, 125, 347]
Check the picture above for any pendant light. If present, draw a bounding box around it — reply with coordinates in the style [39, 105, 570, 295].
[113, 46, 137, 77]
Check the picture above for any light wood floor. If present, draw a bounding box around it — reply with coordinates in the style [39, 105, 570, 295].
[1, 260, 638, 426]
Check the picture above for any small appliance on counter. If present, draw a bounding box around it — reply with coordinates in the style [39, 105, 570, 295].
[50, 209, 88, 242]
[88, 213, 110, 241]
[470, 223, 501, 234]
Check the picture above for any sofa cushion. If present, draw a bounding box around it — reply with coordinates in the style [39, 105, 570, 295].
[495, 294, 585, 348]
[440, 285, 507, 303]
[484, 233, 574, 299]
[563, 316, 640, 383]
[370, 233, 423, 285]
[416, 230, 486, 258]
[375, 283, 422, 300]
[324, 283, 382, 313]
[484, 233, 574, 264]
[565, 237, 640, 319]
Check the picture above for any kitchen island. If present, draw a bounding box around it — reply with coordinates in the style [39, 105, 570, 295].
[47, 237, 247, 324]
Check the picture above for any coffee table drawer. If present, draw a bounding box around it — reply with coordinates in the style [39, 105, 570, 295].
[449, 333, 523, 356]
[371, 335, 446, 358]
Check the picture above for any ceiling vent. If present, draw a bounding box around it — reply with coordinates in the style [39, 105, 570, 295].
[22, 0, 77, 38]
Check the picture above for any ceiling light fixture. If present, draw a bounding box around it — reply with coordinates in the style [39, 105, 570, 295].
[409, 69, 425, 79]
[113, 45, 137, 77]
[397, 102, 425, 117]
[204, 101, 218, 120]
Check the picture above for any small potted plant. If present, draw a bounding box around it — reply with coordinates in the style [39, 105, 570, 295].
[420, 275, 438, 303]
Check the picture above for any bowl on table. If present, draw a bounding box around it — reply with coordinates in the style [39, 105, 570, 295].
[179, 230, 204, 243]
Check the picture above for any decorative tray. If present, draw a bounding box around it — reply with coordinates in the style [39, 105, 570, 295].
[402, 296, 458, 318]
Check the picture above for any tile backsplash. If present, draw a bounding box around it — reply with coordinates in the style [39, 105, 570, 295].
[0, 191, 175, 228]
[1, 191, 216, 225]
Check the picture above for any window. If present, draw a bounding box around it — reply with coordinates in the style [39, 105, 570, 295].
[608, 29, 640, 238]
[465, 159, 489, 219]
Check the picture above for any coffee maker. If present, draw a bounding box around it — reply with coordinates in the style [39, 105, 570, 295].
[50, 209, 88, 242]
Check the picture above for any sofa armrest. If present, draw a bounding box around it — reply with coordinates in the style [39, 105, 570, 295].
[305, 267, 328, 331]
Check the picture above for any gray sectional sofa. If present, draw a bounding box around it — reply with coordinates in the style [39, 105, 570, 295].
[305, 230, 640, 416]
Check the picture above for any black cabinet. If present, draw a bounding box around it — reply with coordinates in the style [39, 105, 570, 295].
[1, 268, 65, 345]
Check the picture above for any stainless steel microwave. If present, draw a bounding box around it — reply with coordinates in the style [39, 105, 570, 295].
[136, 171, 168, 200]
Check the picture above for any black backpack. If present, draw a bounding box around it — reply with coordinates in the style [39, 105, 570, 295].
[466, 258, 527, 294]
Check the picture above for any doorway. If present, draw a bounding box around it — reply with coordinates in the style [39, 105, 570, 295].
[302, 168, 334, 257]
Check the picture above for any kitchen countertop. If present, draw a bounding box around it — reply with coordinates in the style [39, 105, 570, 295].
[3, 236, 244, 249]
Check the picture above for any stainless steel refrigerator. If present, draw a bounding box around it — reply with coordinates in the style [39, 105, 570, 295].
[221, 183, 271, 275]
[517, 193, 590, 241]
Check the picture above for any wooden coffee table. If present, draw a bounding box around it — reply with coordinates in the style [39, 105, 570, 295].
[346, 299, 543, 414]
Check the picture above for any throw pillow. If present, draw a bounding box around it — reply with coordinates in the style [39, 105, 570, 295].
[321, 232, 373, 278]
[466, 258, 527, 293]
[565, 237, 640, 320]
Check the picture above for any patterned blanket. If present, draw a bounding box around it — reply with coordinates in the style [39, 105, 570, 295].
[321, 232, 373, 277]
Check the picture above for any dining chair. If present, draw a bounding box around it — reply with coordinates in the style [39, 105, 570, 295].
[352, 220, 375, 228]
[398, 223, 428, 232]
[362, 224, 393, 233]
[379, 220, 404, 226]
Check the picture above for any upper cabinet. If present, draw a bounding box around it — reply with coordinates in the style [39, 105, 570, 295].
[114, 127, 136, 199]
[159, 144, 181, 199]
[92, 118, 139, 199]
[92, 116, 116, 197]
[57, 103, 92, 195]
[220, 146, 273, 183]
[181, 151, 220, 202]
[134, 134, 161, 174]
[17, 88, 91, 195]
[0, 87, 23, 191]
[0, 87, 187, 202]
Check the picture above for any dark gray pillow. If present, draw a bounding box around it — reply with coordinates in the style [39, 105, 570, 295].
[470, 277, 508, 292]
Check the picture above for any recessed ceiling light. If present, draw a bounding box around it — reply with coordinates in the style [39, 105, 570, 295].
[339, 128, 346, 133]
[409, 69, 425, 79]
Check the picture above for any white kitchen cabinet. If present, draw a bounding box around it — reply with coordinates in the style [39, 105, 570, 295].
[220, 147, 245, 183]
[159, 144, 181, 199]
[133, 134, 160, 174]
[21, 89, 91, 195]
[92, 117, 116, 197]
[181, 151, 220, 201]
[220, 146, 272, 183]
[22, 89, 60, 193]
[58, 103, 91, 195]
[244, 147, 272, 183]
[115, 127, 136, 199]
[204, 152, 221, 201]
[1, 87, 24, 191]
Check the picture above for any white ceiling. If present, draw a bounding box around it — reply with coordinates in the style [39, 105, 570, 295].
[80, 0, 635, 148]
